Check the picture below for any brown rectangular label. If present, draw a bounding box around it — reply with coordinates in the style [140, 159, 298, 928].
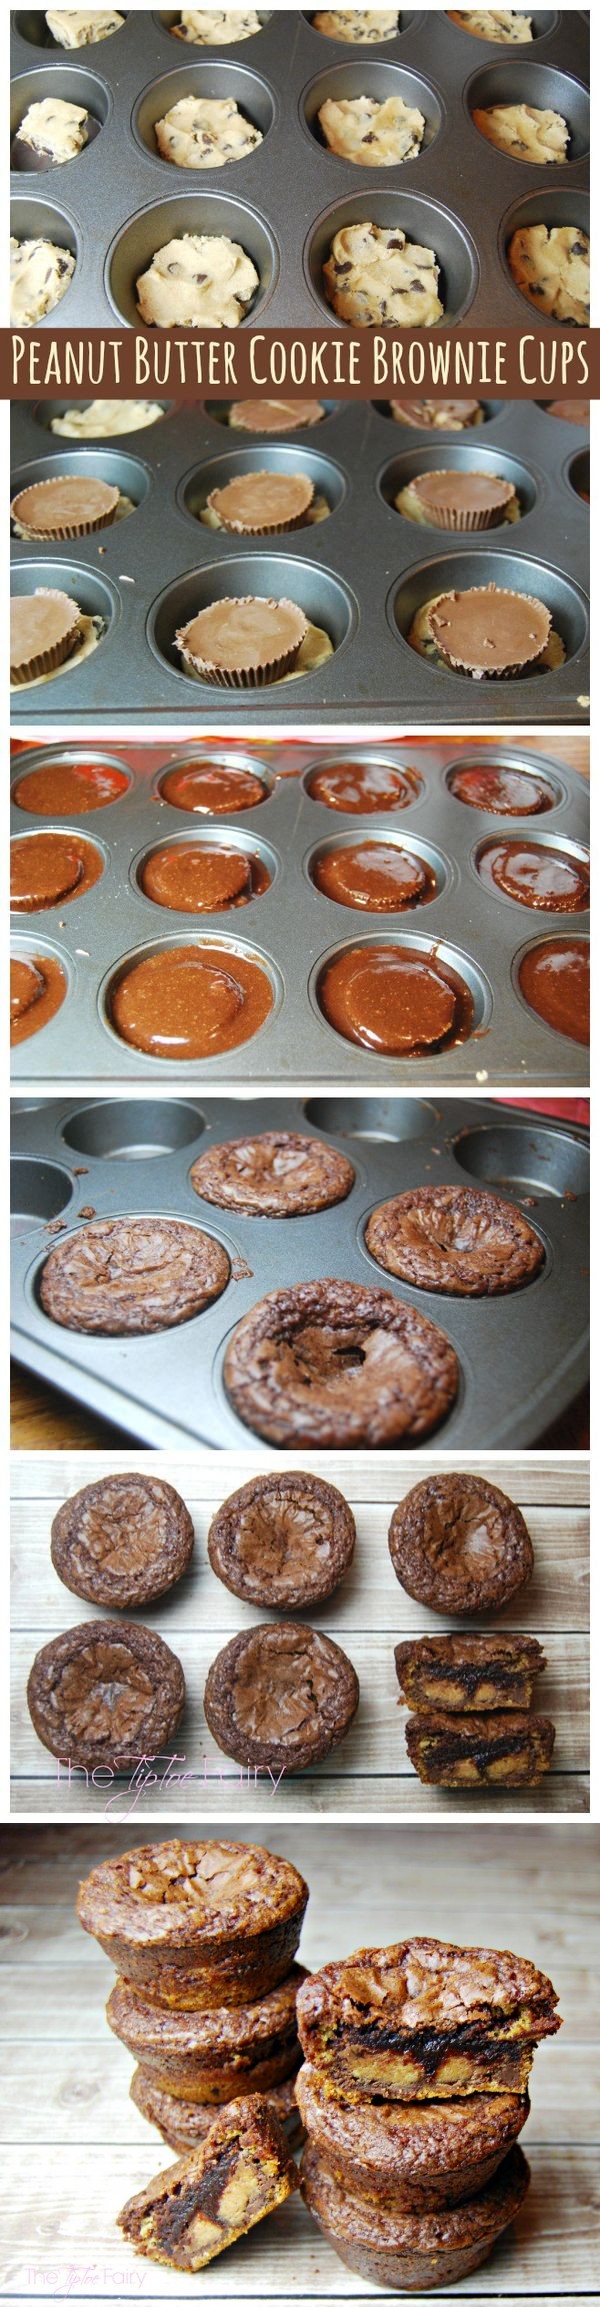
[5, 325, 595, 400]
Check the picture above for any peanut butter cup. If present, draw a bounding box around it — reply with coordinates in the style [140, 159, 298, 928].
[77, 1836, 309, 2005]
[318, 944, 473, 1056]
[296, 1937, 560, 2099]
[12, 756, 129, 814]
[308, 758, 419, 812]
[10, 951, 67, 1043]
[190, 1130, 354, 1216]
[399, 470, 517, 531]
[547, 398, 589, 425]
[207, 1471, 356, 1608]
[175, 596, 308, 687]
[51, 1473, 195, 1610]
[130, 2066, 305, 2152]
[11, 474, 120, 539]
[117, 2096, 300, 2271]
[40, 1215, 230, 1334]
[478, 837, 589, 911]
[313, 841, 435, 910]
[27, 1619, 186, 1770]
[429, 585, 551, 676]
[229, 398, 325, 432]
[207, 470, 314, 535]
[365, 1184, 544, 1294]
[204, 1622, 360, 1774]
[389, 1472, 534, 1613]
[159, 759, 267, 814]
[296, 2064, 529, 2212]
[140, 844, 269, 912]
[390, 399, 483, 429]
[405, 1708, 555, 1787]
[301, 2142, 531, 2289]
[108, 1963, 307, 2101]
[518, 936, 589, 1044]
[110, 944, 273, 1059]
[449, 761, 556, 814]
[11, 589, 81, 683]
[224, 1278, 459, 1448]
[11, 830, 103, 910]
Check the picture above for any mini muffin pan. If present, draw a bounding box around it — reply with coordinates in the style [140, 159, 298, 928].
[9, 396, 590, 725]
[10, 738, 589, 1086]
[9, 9, 589, 326]
[10, 1094, 590, 1450]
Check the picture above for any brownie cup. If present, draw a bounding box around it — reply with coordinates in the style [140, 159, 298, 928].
[388, 1474, 534, 1614]
[365, 1185, 544, 1296]
[223, 1279, 459, 1448]
[518, 936, 589, 1045]
[77, 1837, 309, 2006]
[107, 1963, 307, 2103]
[296, 1937, 560, 2099]
[190, 1130, 355, 1217]
[204, 1623, 359, 1774]
[477, 838, 589, 913]
[394, 1634, 546, 1712]
[449, 761, 556, 815]
[318, 943, 474, 1057]
[139, 843, 269, 912]
[405, 1709, 555, 1788]
[12, 755, 129, 815]
[11, 831, 103, 911]
[159, 760, 267, 814]
[27, 1619, 185, 1771]
[118, 2095, 300, 2271]
[308, 758, 420, 812]
[130, 2064, 305, 2152]
[50, 1473, 195, 1610]
[10, 951, 66, 1044]
[39, 1215, 230, 1335]
[110, 944, 274, 1060]
[301, 2142, 530, 2291]
[296, 2064, 530, 2212]
[313, 841, 436, 912]
[207, 1471, 356, 1610]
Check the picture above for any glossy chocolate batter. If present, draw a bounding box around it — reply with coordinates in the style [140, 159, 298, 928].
[110, 944, 273, 1059]
[10, 951, 66, 1043]
[223, 1278, 459, 1447]
[159, 760, 267, 814]
[313, 840, 435, 911]
[318, 944, 474, 1056]
[140, 844, 270, 911]
[12, 756, 129, 814]
[204, 1622, 360, 1772]
[11, 830, 103, 911]
[448, 761, 556, 815]
[478, 838, 589, 912]
[518, 936, 589, 1044]
[308, 758, 420, 812]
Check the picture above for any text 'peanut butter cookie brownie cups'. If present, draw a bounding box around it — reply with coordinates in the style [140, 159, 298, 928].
[223, 1279, 459, 1447]
[207, 1471, 356, 1609]
[389, 1473, 534, 1614]
[365, 1185, 544, 1295]
[296, 1936, 560, 2099]
[204, 1623, 360, 1773]
[77, 1838, 309, 2006]
[107, 1962, 308, 2103]
[295, 2064, 530, 2213]
[50, 1473, 195, 1610]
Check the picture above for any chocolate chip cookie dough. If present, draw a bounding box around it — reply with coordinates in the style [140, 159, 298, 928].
[318, 94, 425, 166]
[448, 10, 532, 39]
[117, 2097, 300, 2272]
[10, 235, 75, 324]
[46, 8, 124, 42]
[324, 221, 443, 325]
[190, 1131, 355, 1216]
[50, 399, 165, 436]
[207, 1471, 356, 1609]
[313, 11, 401, 39]
[365, 1184, 544, 1294]
[171, 10, 263, 42]
[223, 1278, 459, 1448]
[508, 225, 590, 324]
[136, 235, 259, 327]
[40, 1215, 230, 1334]
[16, 96, 90, 164]
[77, 1836, 309, 2004]
[50, 1472, 195, 1609]
[27, 1619, 186, 1769]
[388, 1472, 535, 1613]
[204, 1623, 360, 1773]
[473, 103, 569, 163]
[155, 96, 263, 169]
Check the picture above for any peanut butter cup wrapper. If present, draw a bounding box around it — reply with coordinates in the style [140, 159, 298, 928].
[214, 504, 312, 538]
[11, 599, 82, 686]
[11, 480, 120, 542]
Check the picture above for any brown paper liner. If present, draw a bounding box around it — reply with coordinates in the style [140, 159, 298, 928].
[11, 619, 82, 686]
[178, 636, 305, 688]
[418, 501, 510, 532]
[215, 505, 312, 537]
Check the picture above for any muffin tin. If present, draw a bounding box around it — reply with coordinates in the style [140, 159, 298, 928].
[10, 396, 590, 724]
[10, 738, 589, 1086]
[10, 1094, 589, 1450]
[10, 9, 589, 328]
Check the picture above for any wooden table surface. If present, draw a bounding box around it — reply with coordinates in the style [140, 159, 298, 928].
[11, 1454, 589, 1818]
[0, 1819, 597, 2301]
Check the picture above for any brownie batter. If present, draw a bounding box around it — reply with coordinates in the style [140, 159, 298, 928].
[301, 2143, 531, 2290]
[204, 1622, 360, 1773]
[228, 399, 325, 431]
[108, 1963, 307, 2101]
[318, 944, 474, 1056]
[77, 1837, 309, 2005]
[313, 841, 435, 910]
[405, 1708, 555, 1787]
[390, 400, 483, 428]
[296, 2065, 529, 2212]
[140, 844, 269, 912]
[50, 1473, 195, 1609]
[308, 758, 420, 812]
[117, 2097, 299, 2272]
[296, 1938, 560, 2097]
[10, 951, 66, 1044]
[190, 1130, 355, 1216]
[160, 760, 267, 814]
[394, 1632, 546, 1712]
[207, 1471, 356, 1609]
[130, 2067, 305, 2154]
[224, 1278, 459, 1448]
[27, 1619, 185, 1770]
[388, 1472, 534, 1613]
[478, 837, 589, 912]
[13, 756, 129, 815]
[11, 831, 103, 911]
[518, 936, 589, 1044]
[448, 761, 556, 814]
[40, 1215, 230, 1334]
[365, 1184, 544, 1295]
[429, 585, 551, 676]
[110, 945, 273, 1059]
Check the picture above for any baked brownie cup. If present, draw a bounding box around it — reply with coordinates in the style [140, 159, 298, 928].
[313, 841, 436, 911]
[11, 831, 103, 911]
[229, 398, 325, 431]
[204, 1623, 360, 1774]
[40, 1216, 230, 1335]
[449, 760, 557, 815]
[296, 2064, 529, 2213]
[160, 760, 267, 814]
[518, 936, 589, 1045]
[10, 951, 66, 1044]
[11, 475, 120, 540]
[110, 945, 273, 1060]
[365, 1185, 544, 1295]
[77, 1837, 309, 2006]
[308, 758, 420, 812]
[12, 756, 129, 815]
[478, 838, 589, 912]
[389, 1473, 534, 1613]
[107, 1963, 307, 2102]
[27, 1619, 185, 1770]
[390, 400, 483, 429]
[130, 2066, 305, 2153]
[139, 843, 269, 912]
[118, 2096, 300, 2272]
[296, 1937, 560, 2099]
[11, 590, 81, 684]
[50, 1473, 195, 1610]
[206, 471, 314, 536]
[224, 1279, 459, 1448]
[301, 2142, 530, 2291]
[207, 1471, 356, 1609]
[190, 1130, 355, 1216]
[405, 1709, 556, 1787]
[318, 944, 474, 1057]
[175, 597, 308, 688]
[397, 471, 517, 532]
[428, 585, 551, 677]
[395, 1633, 546, 1712]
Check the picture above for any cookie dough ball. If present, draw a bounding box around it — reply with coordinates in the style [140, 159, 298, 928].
[313, 11, 400, 40]
[447, 11, 533, 39]
[324, 222, 443, 326]
[171, 10, 263, 41]
[508, 225, 590, 324]
[319, 94, 425, 166]
[50, 399, 164, 437]
[45, 8, 123, 40]
[10, 236, 75, 325]
[17, 96, 90, 164]
[155, 96, 263, 169]
[473, 103, 568, 163]
[136, 234, 259, 327]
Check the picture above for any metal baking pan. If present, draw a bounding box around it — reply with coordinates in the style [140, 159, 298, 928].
[10, 1093, 590, 1450]
[10, 737, 589, 1087]
[10, 8, 589, 329]
[9, 396, 590, 725]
